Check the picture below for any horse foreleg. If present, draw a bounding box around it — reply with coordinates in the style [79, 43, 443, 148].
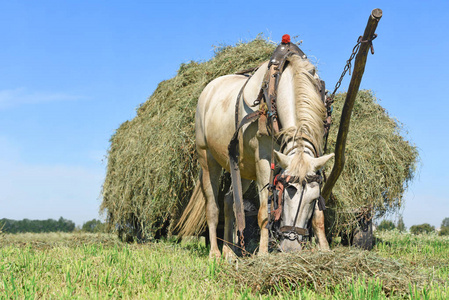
[255, 160, 271, 255]
[257, 184, 269, 254]
[312, 205, 330, 251]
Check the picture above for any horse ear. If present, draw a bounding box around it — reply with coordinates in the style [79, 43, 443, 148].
[311, 153, 334, 171]
[274, 150, 292, 169]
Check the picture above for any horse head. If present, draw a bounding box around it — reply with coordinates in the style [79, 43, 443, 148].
[274, 149, 334, 252]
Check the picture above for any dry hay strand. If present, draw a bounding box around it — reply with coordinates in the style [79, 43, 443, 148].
[223, 247, 430, 297]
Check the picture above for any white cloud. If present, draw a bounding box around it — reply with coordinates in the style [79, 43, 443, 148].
[0, 138, 105, 226]
[0, 87, 82, 110]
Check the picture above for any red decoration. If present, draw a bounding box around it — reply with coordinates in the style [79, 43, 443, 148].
[282, 34, 291, 44]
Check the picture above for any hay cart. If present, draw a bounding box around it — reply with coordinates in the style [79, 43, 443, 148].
[101, 9, 417, 248]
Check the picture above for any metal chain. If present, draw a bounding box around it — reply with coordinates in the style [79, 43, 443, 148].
[329, 34, 377, 104]
[330, 38, 360, 101]
[323, 33, 377, 158]
[239, 231, 246, 256]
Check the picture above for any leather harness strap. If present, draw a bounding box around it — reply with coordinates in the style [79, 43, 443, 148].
[279, 226, 309, 236]
[229, 101, 265, 239]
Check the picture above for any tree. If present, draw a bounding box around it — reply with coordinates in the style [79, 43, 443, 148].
[0, 218, 75, 233]
[440, 218, 449, 236]
[397, 216, 406, 232]
[57, 217, 75, 232]
[82, 219, 105, 233]
[439, 226, 449, 236]
[410, 223, 435, 235]
[377, 220, 395, 231]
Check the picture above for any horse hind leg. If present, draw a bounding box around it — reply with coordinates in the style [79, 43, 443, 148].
[222, 178, 251, 259]
[198, 149, 223, 259]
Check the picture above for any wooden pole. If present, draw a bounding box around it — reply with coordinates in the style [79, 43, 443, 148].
[322, 9, 383, 204]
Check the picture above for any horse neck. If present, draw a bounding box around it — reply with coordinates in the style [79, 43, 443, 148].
[283, 57, 325, 156]
[243, 58, 325, 156]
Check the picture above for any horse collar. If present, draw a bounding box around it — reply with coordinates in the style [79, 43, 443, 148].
[269, 42, 307, 68]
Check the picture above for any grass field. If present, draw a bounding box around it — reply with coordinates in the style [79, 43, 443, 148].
[0, 231, 448, 299]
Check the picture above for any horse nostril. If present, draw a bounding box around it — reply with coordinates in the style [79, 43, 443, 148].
[280, 239, 303, 252]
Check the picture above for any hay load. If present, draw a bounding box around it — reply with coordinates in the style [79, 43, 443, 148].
[101, 37, 418, 240]
[324, 91, 418, 234]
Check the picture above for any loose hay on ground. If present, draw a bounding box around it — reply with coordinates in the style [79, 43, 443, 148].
[0, 232, 122, 249]
[223, 247, 430, 296]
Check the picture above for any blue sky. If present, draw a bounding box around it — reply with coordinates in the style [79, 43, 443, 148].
[0, 1, 447, 228]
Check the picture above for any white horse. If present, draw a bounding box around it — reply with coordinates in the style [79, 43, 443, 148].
[177, 54, 334, 258]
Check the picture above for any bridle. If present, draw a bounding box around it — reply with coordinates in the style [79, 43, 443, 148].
[267, 161, 325, 244]
[267, 136, 326, 244]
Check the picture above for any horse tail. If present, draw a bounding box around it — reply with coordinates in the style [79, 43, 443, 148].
[176, 176, 207, 237]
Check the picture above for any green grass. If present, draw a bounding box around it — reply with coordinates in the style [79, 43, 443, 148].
[0, 231, 448, 299]
[374, 231, 449, 299]
[0, 233, 231, 299]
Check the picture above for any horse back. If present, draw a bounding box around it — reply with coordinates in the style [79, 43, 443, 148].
[196, 74, 255, 174]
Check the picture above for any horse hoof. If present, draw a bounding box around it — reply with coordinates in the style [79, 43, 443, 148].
[209, 250, 221, 259]
[319, 245, 331, 251]
[223, 245, 237, 262]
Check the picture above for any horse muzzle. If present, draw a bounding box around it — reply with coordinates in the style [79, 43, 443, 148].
[279, 226, 308, 252]
[279, 235, 304, 252]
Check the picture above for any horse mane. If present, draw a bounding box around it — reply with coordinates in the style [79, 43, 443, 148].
[278, 55, 326, 179]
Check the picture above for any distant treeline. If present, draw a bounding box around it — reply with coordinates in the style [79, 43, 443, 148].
[0, 217, 75, 233]
[0, 217, 106, 234]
